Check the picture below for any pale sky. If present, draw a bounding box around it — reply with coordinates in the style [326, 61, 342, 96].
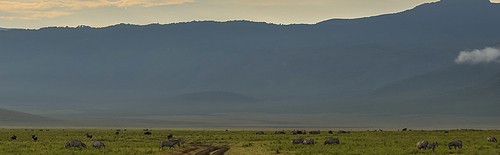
[0, 0, 498, 29]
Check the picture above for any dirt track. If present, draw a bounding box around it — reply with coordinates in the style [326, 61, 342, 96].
[178, 145, 230, 155]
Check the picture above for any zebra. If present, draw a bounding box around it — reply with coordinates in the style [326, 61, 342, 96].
[303, 139, 314, 145]
[324, 138, 340, 145]
[448, 140, 462, 150]
[292, 138, 304, 144]
[159, 140, 180, 149]
[92, 141, 106, 148]
[309, 130, 320, 135]
[427, 141, 438, 151]
[65, 140, 87, 148]
[417, 141, 428, 150]
[487, 136, 497, 143]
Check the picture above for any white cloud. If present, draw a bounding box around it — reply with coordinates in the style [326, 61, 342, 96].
[0, 0, 193, 20]
[454, 47, 500, 65]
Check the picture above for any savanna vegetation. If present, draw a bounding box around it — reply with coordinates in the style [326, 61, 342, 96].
[0, 128, 499, 155]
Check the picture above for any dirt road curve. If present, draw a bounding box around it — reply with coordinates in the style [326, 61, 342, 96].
[193, 145, 230, 155]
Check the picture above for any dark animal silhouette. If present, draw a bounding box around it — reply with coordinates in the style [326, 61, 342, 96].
[303, 139, 314, 145]
[32, 135, 37, 141]
[86, 133, 92, 138]
[337, 130, 347, 134]
[256, 131, 264, 134]
[66, 140, 87, 148]
[92, 141, 106, 148]
[292, 138, 304, 144]
[309, 130, 320, 134]
[402, 128, 407, 131]
[291, 131, 298, 135]
[328, 130, 333, 134]
[167, 134, 173, 139]
[427, 141, 438, 151]
[324, 138, 340, 145]
[159, 140, 180, 149]
[487, 136, 497, 142]
[144, 131, 152, 135]
[115, 132, 119, 135]
[274, 131, 285, 134]
[297, 130, 303, 134]
[11, 135, 16, 140]
[448, 140, 462, 149]
[417, 141, 428, 150]
[143, 129, 148, 131]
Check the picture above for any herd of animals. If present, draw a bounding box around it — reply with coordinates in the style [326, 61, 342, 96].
[264, 129, 498, 151]
[5, 128, 499, 152]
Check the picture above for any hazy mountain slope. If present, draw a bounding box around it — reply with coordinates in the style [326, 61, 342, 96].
[0, 108, 62, 126]
[372, 64, 500, 96]
[0, 0, 499, 117]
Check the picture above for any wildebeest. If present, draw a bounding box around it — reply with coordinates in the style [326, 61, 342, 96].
[144, 131, 152, 135]
[303, 139, 315, 145]
[167, 134, 173, 139]
[427, 141, 438, 151]
[324, 138, 340, 145]
[292, 138, 304, 144]
[66, 140, 87, 148]
[402, 128, 407, 131]
[32, 135, 37, 141]
[86, 133, 92, 138]
[487, 136, 497, 142]
[256, 131, 264, 134]
[143, 129, 148, 131]
[337, 130, 347, 134]
[274, 131, 285, 134]
[291, 131, 298, 135]
[309, 130, 320, 134]
[92, 141, 105, 148]
[116, 129, 120, 131]
[328, 130, 333, 134]
[115, 132, 119, 135]
[297, 130, 303, 134]
[417, 141, 428, 150]
[11, 135, 16, 140]
[448, 140, 462, 150]
[159, 140, 180, 149]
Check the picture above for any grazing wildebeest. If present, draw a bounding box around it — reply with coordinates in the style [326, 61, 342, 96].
[116, 129, 120, 131]
[291, 131, 298, 135]
[32, 135, 37, 141]
[86, 133, 92, 138]
[328, 130, 333, 134]
[324, 138, 340, 145]
[303, 139, 314, 145]
[487, 136, 497, 142]
[337, 130, 347, 134]
[159, 140, 180, 149]
[274, 131, 285, 134]
[11, 135, 16, 140]
[256, 131, 264, 134]
[66, 140, 87, 148]
[309, 130, 320, 135]
[167, 134, 173, 139]
[144, 131, 152, 135]
[427, 141, 438, 151]
[402, 128, 407, 131]
[39, 129, 43, 131]
[417, 141, 428, 150]
[448, 140, 462, 150]
[292, 138, 304, 144]
[115, 132, 119, 135]
[92, 141, 106, 148]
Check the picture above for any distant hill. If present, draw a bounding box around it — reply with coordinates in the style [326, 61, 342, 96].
[166, 91, 259, 104]
[0, 108, 61, 126]
[0, 0, 499, 117]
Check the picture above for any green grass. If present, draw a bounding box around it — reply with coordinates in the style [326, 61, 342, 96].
[0, 129, 499, 154]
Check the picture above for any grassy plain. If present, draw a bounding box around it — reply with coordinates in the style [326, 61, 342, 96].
[0, 129, 499, 155]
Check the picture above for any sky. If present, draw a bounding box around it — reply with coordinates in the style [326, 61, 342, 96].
[0, 0, 498, 29]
